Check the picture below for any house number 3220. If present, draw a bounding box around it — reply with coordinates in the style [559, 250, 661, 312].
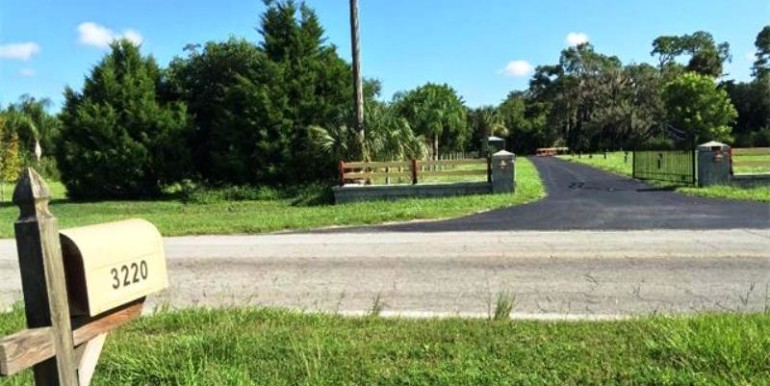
[111, 261, 149, 289]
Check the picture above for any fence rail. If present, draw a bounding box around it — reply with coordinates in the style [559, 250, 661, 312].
[339, 158, 490, 186]
[437, 152, 479, 160]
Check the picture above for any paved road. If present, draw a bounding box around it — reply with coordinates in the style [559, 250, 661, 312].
[2, 230, 768, 317]
[1, 160, 767, 318]
[343, 157, 769, 232]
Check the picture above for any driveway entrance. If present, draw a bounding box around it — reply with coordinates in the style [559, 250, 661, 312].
[362, 157, 769, 232]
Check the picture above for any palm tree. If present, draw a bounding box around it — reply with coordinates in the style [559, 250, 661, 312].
[5, 96, 56, 161]
[478, 106, 509, 138]
[309, 102, 426, 162]
[399, 85, 467, 160]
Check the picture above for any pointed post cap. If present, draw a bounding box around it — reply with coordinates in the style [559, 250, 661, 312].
[492, 150, 515, 157]
[13, 168, 52, 218]
[697, 141, 729, 150]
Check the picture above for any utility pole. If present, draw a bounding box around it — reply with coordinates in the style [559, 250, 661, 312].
[349, 0, 365, 155]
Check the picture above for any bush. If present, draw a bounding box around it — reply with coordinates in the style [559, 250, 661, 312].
[751, 127, 770, 147]
[180, 185, 282, 205]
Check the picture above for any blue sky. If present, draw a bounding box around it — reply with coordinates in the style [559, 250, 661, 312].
[1, 0, 768, 110]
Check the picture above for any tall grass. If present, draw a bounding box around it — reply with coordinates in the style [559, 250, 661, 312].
[1, 307, 767, 385]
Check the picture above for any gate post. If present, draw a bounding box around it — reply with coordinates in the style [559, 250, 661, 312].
[491, 151, 516, 194]
[692, 148, 697, 186]
[696, 142, 731, 186]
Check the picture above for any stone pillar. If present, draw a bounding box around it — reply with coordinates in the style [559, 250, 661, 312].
[491, 150, 516, 194]
[697, 141, 731, 187]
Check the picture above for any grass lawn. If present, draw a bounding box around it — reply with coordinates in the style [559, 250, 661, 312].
[1, 306, 768, 385]
[559, 152, 770, 203]
[0, 158, 545, 238]
[733, 153, 770, 174]
[560, 152, 634, 177]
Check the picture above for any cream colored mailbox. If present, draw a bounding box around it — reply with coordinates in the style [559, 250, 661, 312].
[60, 219, 168, 316]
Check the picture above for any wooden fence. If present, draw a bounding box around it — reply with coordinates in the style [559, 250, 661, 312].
[437, 152, 480, 160]
[339, 158, 491, 186]
[731, 147, 770, 174]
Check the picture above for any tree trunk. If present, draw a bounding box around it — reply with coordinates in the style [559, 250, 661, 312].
[433, 134, 439, 161]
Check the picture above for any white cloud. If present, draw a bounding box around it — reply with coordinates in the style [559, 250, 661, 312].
[77, 22, 143, 49]
[0, 42, 41, 61]
[122, 29, 143, 45]
[19, 68, 36, 77]
[501, 60, 534, 77]
[566, 32, 589, 47]
[746, 51, 757, 62]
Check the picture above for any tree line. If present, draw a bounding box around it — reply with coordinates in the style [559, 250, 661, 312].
[1, 0, 768, 199]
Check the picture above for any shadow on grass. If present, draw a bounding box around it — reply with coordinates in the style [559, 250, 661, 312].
[1, 181, 336, 209]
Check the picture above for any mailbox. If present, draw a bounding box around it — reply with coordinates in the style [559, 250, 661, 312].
[60, 219, 168, 316]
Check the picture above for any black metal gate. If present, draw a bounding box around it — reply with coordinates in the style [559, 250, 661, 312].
[632, 150, 696, 185]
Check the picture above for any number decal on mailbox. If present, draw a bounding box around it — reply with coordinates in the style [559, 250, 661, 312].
[111, 268, 120, 289]
[110, 260, 149, 290]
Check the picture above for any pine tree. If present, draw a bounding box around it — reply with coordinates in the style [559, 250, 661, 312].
[258, 0, 353, 183]
[57, 40, 191, 199]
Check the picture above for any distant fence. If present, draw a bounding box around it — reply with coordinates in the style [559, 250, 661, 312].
[731, 147, 770, 175]
[438, 152, 480, 160]
[339, 158, 490, 186]
[536, 147, 569, 157]
[633, 150, 696, 185]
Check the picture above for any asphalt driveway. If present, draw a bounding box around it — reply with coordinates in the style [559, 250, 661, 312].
[353, 157, 769, 232]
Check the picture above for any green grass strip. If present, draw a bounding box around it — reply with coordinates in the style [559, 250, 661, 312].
[1, 306, 768, 385]
[0, 158, 545, 238]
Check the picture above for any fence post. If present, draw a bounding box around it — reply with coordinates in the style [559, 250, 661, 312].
[338, 161, 345, 186]
[411, 159, 418, 185]
[12, 168, 78, 386]
[691, 148, 697, 186]
[486, 156, 492, 184]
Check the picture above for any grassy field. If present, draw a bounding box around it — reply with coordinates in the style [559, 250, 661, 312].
[733, 154, 770, 174]
[0, 158, 545, 238]
[0, 306, 768, 385]
[560, 152, 633, 176]
[560, 152, 770, 202]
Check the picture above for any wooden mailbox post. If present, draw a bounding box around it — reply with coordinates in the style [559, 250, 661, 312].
[0, 168, 168, 385]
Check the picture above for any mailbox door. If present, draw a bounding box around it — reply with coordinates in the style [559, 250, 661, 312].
[61, 219, 168, 316]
